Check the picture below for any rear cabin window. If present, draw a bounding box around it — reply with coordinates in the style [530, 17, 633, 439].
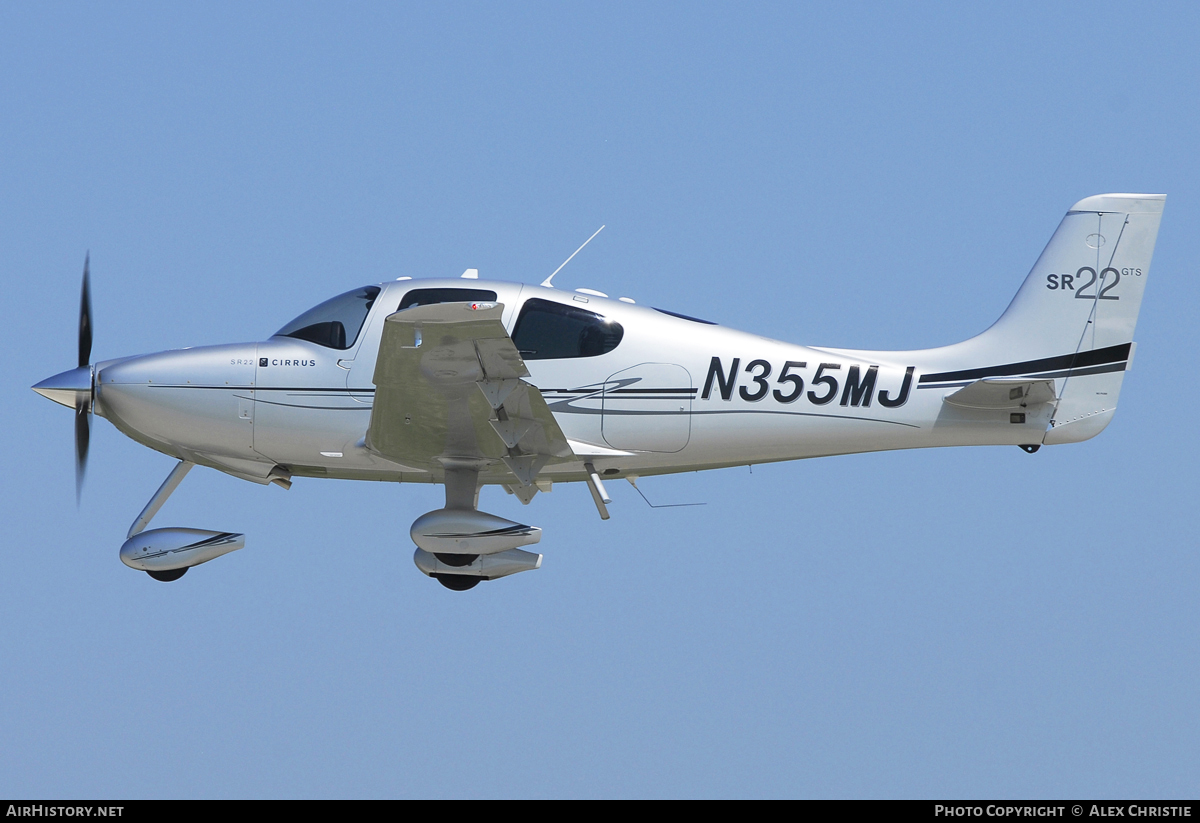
[511, 297, 624, 360]
[275, 285, 381, 350]
[398, 288, 497, 310]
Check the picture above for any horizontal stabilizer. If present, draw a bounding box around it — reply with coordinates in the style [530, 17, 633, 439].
[943, 378, 1056, 410]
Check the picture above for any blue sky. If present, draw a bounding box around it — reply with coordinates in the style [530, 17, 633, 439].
[2, 2, 1198, 798]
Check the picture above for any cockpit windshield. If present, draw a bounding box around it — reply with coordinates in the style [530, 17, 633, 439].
[275, 285, 381, 350]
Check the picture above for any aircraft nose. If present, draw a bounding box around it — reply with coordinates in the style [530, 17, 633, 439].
[32, 365, 93, 409]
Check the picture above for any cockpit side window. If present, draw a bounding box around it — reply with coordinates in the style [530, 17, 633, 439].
[511, 298, 624, 360]
[397, 287, 498, 310]
[275, 285, 381, 350]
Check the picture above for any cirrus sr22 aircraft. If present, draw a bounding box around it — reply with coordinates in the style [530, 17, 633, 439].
[34, 193, 1164, 590]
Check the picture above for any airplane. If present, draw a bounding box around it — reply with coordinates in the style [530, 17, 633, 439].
[33, 193, 1165, 591]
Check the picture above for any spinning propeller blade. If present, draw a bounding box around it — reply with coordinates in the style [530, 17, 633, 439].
[75, 397, 89, 504]
[75, 254, 93, 504]
[79, 253, 92, 369]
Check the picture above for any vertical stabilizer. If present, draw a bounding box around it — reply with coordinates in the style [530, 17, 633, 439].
[927, 194, 1164, 445]
[987, 193, 1163, 361]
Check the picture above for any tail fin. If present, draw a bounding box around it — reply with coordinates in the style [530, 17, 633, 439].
[943, 194, 1165, 444]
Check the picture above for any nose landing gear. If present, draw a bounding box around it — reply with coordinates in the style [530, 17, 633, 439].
[118, 460, 245, 581]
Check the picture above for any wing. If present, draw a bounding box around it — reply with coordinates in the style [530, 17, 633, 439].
[366, 302, 574, 487]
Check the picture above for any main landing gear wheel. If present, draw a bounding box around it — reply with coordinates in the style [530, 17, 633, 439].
[147, 568, 188, 582]
[432, 574, 481, 591]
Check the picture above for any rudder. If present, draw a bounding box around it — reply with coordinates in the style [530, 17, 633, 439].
[1045, 194, 1162, 443]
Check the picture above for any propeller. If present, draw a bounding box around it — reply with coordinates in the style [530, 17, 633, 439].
[75, 253, 93, 504]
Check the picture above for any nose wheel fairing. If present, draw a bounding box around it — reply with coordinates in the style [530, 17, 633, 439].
[115, 460, 245, 581]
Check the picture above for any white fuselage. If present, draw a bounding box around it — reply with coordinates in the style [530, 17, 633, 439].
[93, 278, 1055, 488]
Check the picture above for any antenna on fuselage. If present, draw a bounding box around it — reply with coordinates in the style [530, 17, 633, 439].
[541, 225, 605, 288]
[626, 476, 705, 509]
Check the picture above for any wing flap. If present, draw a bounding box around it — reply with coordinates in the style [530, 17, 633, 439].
[367, 302, 573, 482]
